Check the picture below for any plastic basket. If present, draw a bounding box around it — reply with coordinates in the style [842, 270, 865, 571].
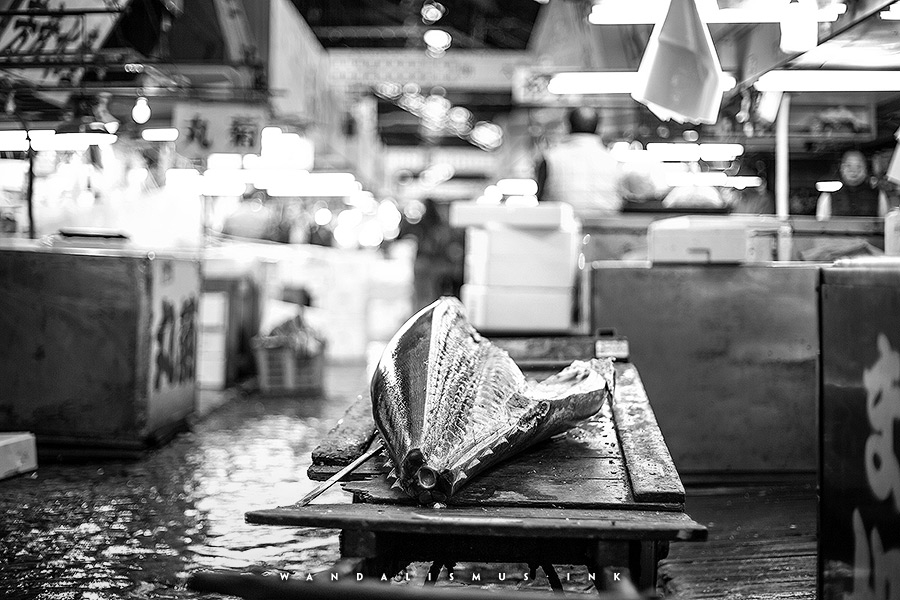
[254, 344, 324, 394]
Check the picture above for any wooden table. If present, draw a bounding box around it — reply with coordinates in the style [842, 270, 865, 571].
[247, 340, 707, 594]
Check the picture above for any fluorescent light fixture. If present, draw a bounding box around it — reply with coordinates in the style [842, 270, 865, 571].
[203, 168, 257, 184]
[0, 130, 29, 151]
[267, 173, 362, 197]
[724, 176, 763, 189]
[588, 0, 845, 24]
[699, 143, 744, 161]
[666, 171, 728, 187]
[141, 128, 179, 142]
[201, 175, 246, 197]
[20, 128, 111, 152]
[647, 143, 701, 162]
[754, 70, 900, 92]
[251, 168, 309, 190]
[165, 168, 200, 186]
[207, 153, 243, 170]
[816, 180, 843, 193]
[496, 178, 538, 196]
[548, 71, 735, 95]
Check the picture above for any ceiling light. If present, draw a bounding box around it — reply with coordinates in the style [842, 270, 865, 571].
[588, 0, 845, 24]
[754, 70, 900, 92]
[666, 171, 728, 187]
[206, 153, 243, 170]
[131, 97, 151, 124]
[647, 143, 702, 162]
[54, 117, 117, 148]
[421, 2, 446, 24]
[699, 143, 744, 161]
[547, 72, 735, 95]
[0, 130, 30, 151]
[424, 29, 452, 52]
[141, 128, 179, 142]
[468, 121, 503, 151]
[816, 181, 843, 193]
[497, 179, 538, 196]
[724, 176, 763, 189]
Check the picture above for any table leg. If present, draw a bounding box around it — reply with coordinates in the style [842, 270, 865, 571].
[628, 540, 660, 592]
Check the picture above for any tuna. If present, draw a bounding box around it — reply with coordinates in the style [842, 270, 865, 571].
[370, 297, 615, 505]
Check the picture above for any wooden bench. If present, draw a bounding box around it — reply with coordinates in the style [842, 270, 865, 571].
[246, 338, 707, 595]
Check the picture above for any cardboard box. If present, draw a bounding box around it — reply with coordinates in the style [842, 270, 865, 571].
[466, 227, 582, 288]
[648, 216, 779, 264]
[462, 284, 573, 333]
[0, 433, 37, 480]
[0, 246, 200, 454]
[450, 202, 576, 230]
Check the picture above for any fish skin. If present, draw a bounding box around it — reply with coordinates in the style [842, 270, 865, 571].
[371, 297, 615, 505]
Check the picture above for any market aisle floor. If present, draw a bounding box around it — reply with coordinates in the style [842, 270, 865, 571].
[1, 362, 817, 599]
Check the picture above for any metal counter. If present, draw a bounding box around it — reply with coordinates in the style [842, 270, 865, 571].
[582, 214, 884, 261]
[589, 260, 819, 473]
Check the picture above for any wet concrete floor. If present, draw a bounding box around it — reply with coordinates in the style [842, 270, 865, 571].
[0, 364, 369, 600]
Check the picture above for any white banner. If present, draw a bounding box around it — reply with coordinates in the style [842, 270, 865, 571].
[173, 102, 269, 159]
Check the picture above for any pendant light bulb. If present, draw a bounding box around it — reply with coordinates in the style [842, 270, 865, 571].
[132, 97, 151, 124]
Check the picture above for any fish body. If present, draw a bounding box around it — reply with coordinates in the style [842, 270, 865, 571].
[371, 297, 615, 505]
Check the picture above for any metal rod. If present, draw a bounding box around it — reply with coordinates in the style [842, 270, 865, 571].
[26, 135, 35, 239]
[296, 439, 383, 507]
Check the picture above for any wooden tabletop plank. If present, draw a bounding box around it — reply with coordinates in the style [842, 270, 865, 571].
[310, 395, 377, 468]
[343, 474, 634, 508]
[245, 503, 707, 541]
[612, 364, 685, 504]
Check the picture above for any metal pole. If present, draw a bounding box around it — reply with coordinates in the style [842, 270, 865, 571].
[775, 93, 793, 260]
[25, 132, 35, 239]
[775, 93, 791, 220]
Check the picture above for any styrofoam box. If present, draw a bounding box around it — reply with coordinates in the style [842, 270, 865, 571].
[0, 433, 37, 480]
[450, 202, 577, 230]
[466, 227, 582, 288]
[462, 284, 573, 333]
[648, 216, 779, 264]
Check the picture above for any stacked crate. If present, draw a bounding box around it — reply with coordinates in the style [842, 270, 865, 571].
[451, 202, 582, 333]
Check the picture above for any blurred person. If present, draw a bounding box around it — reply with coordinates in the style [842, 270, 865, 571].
[222, 189, 289, 242]
[730, 179, 775, 214]
[400, 198, 465, 310]
[817, 150, 886, 219]
[536, 107, 622, 214]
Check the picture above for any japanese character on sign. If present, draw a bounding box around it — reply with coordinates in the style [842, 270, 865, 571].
[229, 117, 258, 149]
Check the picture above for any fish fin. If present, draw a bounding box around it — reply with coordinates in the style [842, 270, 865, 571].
[391, 480, 402, 490]
[387, 469, 398, 480]
[454, 472, 468, 486]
